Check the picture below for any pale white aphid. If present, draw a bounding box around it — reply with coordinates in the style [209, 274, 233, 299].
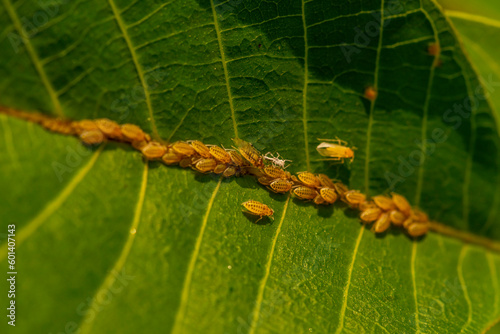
[263, 152, 291, 169]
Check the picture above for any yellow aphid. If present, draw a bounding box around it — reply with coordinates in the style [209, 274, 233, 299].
[189, 140, 211, 158]
[141, 142, 167, 160]
[179, 156, 195, 168]
[96, 118, 122, 139]
[317, 174, 336, 188]
[121, 124, 146, 142]
[343, 190, 366, 208]
[373, 195, 396, 211]
[228, 150, 247, 166]
[80, 129, 105, 145]
[74, 120, 98, 133]
[264, 166, 290, 180]
[193, 158, 217, 173]
[333, 182, 349, 197]
[314, 194, 325, 205]
[43, 119, 75, 135]
[412, 209, 429, 223]
[162, 152, 183, 165]
[316, 138, 355, 163]
[373, 212, 391, 233]
[268, 179, 293, 193]
[246, 166, 266, 177]
[391, 193, 411, 215]
[132, 140, 148, 151]
[213, 164, 227, 174]
[389, 210, 406, 226]
[209, 146, 232, 164]
[359, 200, 377, 211]
[223, 166, 236, 178]
[172, 141, 196, 156]
[403, 217, 414, 229]
[292, 186, 318, 200]
[407, 221, 430, 237]
[360, 207, 382, 223]
[320, 187, 338, 204]
[258, 176, 274, 186]
[297, 171, 321, 188]
[232, 138, 263, 167]
[242, 200, 274, 223]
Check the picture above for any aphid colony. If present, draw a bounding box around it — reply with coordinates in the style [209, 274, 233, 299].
[1, 108, 430, 237]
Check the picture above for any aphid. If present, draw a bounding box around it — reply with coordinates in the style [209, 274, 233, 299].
[74, 120, 98, 133]
[412, 209, 429, 223]
[317, 174, 336, 189]
[141, 142, 167, 160]
[162, 152, 183, 165]
[121, 124, 146, 142]
[359, 200, 377, 211]
[213, 164, 227, 174]
[227, 150, 247, 167]
[223, 166, 236, 178]
[232, 138, 263, 167]
[172, 141, 196, 156]
[373, 212, 391, 233]
[316, 138, 355, 163]
[262, 152, 291, 169]
[320, 187, 338, 204]
[258, 176, 274, 186]
[297, 171, 321, 188]
[428, 42, 440, 56]
[314, 194, 325, 205]
[188, 140, 211, 158]
[132, 140, 148, 151]
[389, 210, 406, 226]
[364, 86, 377, 101]
[242, 200, 274, 223]
[391, 193, 411, 216]
[268, 179, 293, 194]
[42, 119, 75, 135]
[179, 156, 195, 168]
[407, 222, 430, 237]
[193, 158, 217, 173]
[209, 146, 232, 164]
[333, 182, 349, 197]
[427, 42, 442, 67]
[360, 207, 382, 223]
[246, 166, 266, 177]
[263, 165, 290, 180]
[96, 118, 122, 139]
[403, 217, 414, 229]
[343, 190, 366, 208]
[80, 129, 105, 145]
[373, 195, 396, 211]
[292, 186, 318, 200]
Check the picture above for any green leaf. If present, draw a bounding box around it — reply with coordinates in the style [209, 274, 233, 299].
[1, 0, 500, 333]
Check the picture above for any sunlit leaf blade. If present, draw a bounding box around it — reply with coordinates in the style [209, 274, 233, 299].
[1, 0, 500, 333]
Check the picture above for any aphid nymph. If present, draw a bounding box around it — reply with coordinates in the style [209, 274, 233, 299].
[242, 200, 274, 223]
